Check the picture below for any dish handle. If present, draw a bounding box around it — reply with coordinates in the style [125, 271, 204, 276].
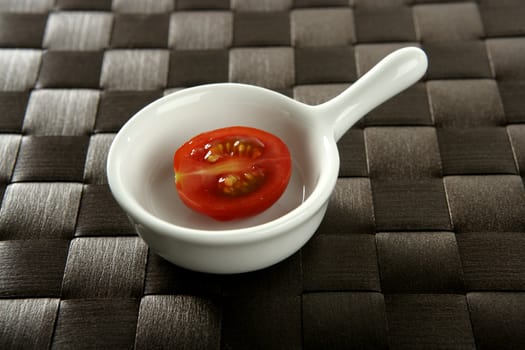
[315, 47, 428, 141]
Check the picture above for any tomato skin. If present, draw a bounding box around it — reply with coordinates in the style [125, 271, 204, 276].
[173, 126, 292, 221]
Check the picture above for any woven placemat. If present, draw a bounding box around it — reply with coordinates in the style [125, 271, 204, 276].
[1, 0, 525, 349]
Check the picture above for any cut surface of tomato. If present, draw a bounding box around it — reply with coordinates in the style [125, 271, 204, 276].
[173, 126, 292, 221]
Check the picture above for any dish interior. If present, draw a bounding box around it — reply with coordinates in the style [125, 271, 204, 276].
[112, 87, 328, 230]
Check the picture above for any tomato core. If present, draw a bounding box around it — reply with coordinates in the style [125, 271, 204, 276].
[173, 126, 292, 221]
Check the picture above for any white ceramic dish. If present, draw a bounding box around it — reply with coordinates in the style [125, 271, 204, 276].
[107, 47, 428, 274]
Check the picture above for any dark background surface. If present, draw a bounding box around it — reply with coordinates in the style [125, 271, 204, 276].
[1, 0, 525, 349]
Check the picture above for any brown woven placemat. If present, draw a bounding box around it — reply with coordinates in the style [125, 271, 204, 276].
[1, 0, 525, 349]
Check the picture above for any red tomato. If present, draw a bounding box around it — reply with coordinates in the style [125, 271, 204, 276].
[173, 126, 292, 221]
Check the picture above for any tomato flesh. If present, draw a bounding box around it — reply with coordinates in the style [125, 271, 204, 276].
[173, 126, 292, 221]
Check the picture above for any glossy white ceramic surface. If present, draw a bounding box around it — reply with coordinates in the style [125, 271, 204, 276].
[107, 47, 428, 273]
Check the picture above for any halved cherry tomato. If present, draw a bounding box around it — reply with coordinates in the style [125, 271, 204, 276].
[173, 126, 292, 221]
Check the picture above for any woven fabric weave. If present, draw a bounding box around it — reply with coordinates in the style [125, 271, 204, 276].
[1, 1, 525, 349]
